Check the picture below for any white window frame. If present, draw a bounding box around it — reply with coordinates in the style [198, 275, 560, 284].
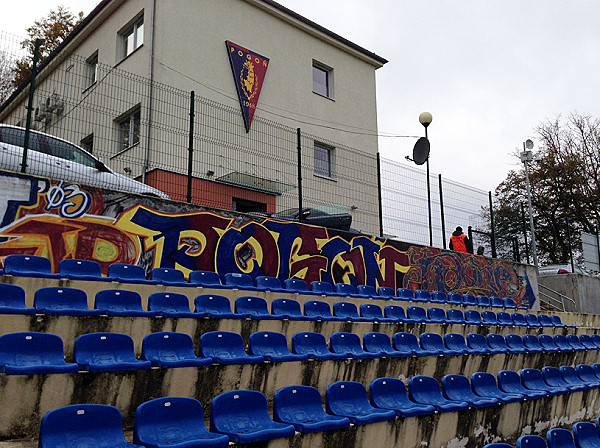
[121, 16, 144, 59]
[86, 52, 98, 88]
[314, 142, 334, 179]
[313, 61, 333, 98]
[116, 106, 141, 153]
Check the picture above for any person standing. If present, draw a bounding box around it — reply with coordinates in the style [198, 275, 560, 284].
[449, 226, 473, 254]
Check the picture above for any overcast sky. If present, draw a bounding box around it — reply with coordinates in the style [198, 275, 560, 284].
[2, 1, 600, 192]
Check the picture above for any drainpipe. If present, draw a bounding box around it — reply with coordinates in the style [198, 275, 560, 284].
[142, 0, 156, 183]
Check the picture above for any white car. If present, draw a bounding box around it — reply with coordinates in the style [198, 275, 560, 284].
[0, 124, 169, 199]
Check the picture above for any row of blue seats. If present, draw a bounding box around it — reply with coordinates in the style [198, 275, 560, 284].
[484, 417, 600, 447]
[2, 329, 598, 374]
[38, 366, 600, 447]
[2, 254, 526, 309]
[0, 284, 566, 329]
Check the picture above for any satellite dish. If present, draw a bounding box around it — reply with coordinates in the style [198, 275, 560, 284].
[525, 139, 534, 149]
[412, 137, 430, 165]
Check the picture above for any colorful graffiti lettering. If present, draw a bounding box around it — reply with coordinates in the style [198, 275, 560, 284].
[44, 182, 91, 219]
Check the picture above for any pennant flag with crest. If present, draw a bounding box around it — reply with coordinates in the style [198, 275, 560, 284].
[225, 41, 270, 132]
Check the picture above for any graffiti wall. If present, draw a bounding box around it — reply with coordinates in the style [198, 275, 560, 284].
[0, 170, 535, 306]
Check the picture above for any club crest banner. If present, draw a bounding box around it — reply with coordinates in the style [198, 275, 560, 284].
[226, 40, 270, 132]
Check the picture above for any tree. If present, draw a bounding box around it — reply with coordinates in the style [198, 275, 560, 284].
[13, 6, 83, 87]
[0, 50, 16, 102]
[487, 113, 600, 265]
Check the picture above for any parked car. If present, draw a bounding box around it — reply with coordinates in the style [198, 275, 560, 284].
[253, 204, 353, 231]
[538, 263, 590, 276]
[0, 124, 169, 199]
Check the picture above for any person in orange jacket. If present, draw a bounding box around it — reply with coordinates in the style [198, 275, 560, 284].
[449, 226, 473, 254]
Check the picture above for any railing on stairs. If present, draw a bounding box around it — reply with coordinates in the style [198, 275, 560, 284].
[537, 283, 577, 312]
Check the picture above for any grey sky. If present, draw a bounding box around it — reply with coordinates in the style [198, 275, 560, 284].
[3, 0, 600, 193]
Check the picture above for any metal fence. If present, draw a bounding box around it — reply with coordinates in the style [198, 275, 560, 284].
[0, 30, 494, 251]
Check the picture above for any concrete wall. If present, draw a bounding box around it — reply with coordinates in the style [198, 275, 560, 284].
[538, 274, 600, 315]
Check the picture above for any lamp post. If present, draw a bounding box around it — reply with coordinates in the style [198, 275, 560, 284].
[520, 139, 539, 269]
[419, 112, 433, 246]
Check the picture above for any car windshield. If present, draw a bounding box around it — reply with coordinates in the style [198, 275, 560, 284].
[0, 126, 41, 152]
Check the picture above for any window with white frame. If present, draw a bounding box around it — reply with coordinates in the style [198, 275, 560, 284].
[116, 107, 140, 152]
[121, 16, 144, 59]
[86, 52, 98, 88]
[80, 133, 94, 153]
[313, 62, 333, 98]
[314, 142, 334, 178]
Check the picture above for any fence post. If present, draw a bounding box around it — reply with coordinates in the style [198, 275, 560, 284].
[489, 191, 497, 258]
[520, 202, 530, 264]
[438, 174, 446, 249]
[377, 153, 383, 238]
[186, 90, 195, 203]
[297, 128, 303, 223]
[21, 38, 41, 173]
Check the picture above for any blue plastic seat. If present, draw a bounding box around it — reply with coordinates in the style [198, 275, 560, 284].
[0, 283, 34, 314]
[465, 309, 484, 325]
[521, 368, 564, 396]
[304, 300, 344, 321]
[541, 367, 575, 394]
[444, 333, 469, 355]
[330, 332, 379, 359]
[255, 276, 285, 292]
[441, 374, 500, 408]
[406, 305, 429, 323]
[592, 335, 600, 349]
[522, 334, 545, 353]
[235, 296, 277, 320]
[430, 291, 447, 303]
[354, 284, 376, 298]
[333, 301, 370, 322]
[505, 334, 528, 354]
[134, 397, 229, 448]
[34, 286, 101, 316]
[414, 289, 431, 302]
[0, 332, 77, 374]
[486, 334, 510, 354]
[509, 313, 527, 327]
[471, 372, 524, 403]
[189, 270, 226, 288]
[147, 292, 196, 317]
[59, 259, 108, 281]
[142, 332, 212, 368]
[525, 313, 542, 327]
[420, 332, 463, 356]
[95, 289, 157, 317]
[273, 385, 350, 433]
[194, 294, 240, 319]
[392, 332, 428, 357]
[497, 370, 547, 399]
[4, 254, 59, 278]
[538, 314, 554, 327]
[210, 390, 295, 443]
[360, 303, 395, 322]
[483, 445, 514, 448]
[332, 282, 356, 297]
[291, 332, 346, 360]
[516, 434, 548, 448]
[447, 293, 463, 306]
[490, 296, 504, 308]
[427, 307, 449, 324]
[546, 428, 576, 448]
[497, 311, 515, 326]
[310, 280, 338, 296]
[538, 334, 561, 352]
[575, 364, 600, 387]
[560, 365, 589, 391]
[107, 263, 151, 284]
[503, 298, 518, 309]
[39, 404, 142, 448]
[199, 331, 263, 365]
[248, 331, 307, 362]
[573, 421, 600, 448]
[465, 333, 491, 355]
[578, 334, 598, 350]
[363, 332, 410, 357]
[446, 308, 467, 324]
[149, 267, 188, 286]
[378, 286, 397, 299]
[408, 375, 469, 412]
[74, 332, 151, 372]
[462, 294, 477, 306]
[481, 310, 500, 326]
[271, 298, 314, 321]
[566, 334, 587, 351]
[476, 295, 491, 307]
[283, 278, 311, 294]
[397, 288, 415, 301]
[369, 377, 436, 417]
[223, 272, 256, 290]
[325, 381, 396, 425]
[553, 334, 574, 352]
[549, 314, 575, 328]
[383, 304, 407, 322]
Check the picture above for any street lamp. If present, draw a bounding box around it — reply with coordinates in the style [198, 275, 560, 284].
[520, 139, 539, 269]
[419, 112, 433, 246]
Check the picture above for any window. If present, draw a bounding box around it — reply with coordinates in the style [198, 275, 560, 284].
[313, 62, 333, 98]
[116, 107, 140, 152]
[80, 134, 94, 153]
[121, 16, 144, 59]
[86, 52, 98, 87]
[314, 142, 334, 178]
[233, 198, 266, 213]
